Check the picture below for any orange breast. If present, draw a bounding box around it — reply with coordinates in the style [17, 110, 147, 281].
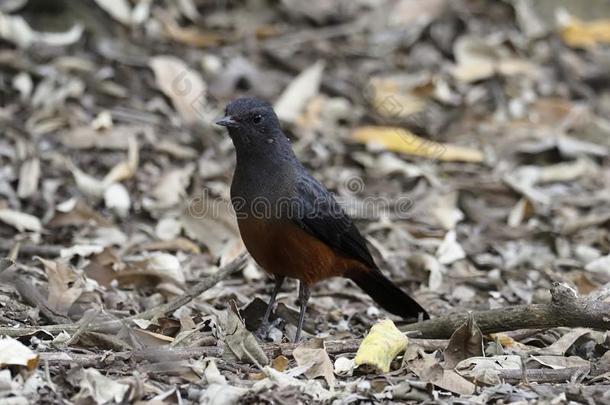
[237, 217, 367, 285]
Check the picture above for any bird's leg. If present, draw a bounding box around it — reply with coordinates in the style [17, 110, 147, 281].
[255, 276, 284, 339]
[295, 281, 311, 342]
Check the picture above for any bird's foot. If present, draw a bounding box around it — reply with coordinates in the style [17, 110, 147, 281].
[254, 317, 282, 341]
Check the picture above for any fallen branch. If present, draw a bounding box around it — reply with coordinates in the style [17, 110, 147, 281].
[402, 282, 610, 339]
[0, 252, 249, 337]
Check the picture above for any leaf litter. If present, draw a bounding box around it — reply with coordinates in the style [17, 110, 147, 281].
[0, 0, 610, 403]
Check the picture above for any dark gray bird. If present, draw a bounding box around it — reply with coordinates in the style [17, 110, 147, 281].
[216, 97, 428, 341]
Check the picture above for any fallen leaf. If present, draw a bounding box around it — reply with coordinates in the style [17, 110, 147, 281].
[292, 338, 335, 386]
[149, 56, 207, 125]
[560, 16, 610, 48]
[272, 355, 289, 372]
[451, 35, 539, 83]
[223, 303, 269, 367]
[93, 0, 132, 25]
[0, 209, 41, 232]
[429, 191, 464, 230]
[253, 367, 332, 402]
[37, 258, 85, 316]
[0, 337, 39, 370]
[443, 313, 484, 369]
[274, 60, 325, 123]
[529, 355, 590, 370]
[0, 12, 83, 48]
[204, 359, 227, 385]
[157, 10, 222, 47]
[120, 252, 185, 286]
[104, 183, 131, 217]
[410, 351, 476, 395]
[455, 355, 522, 385]
[334, 356, 356, 376]
[352, 126, 483, 162]
[541, 328, 592, 356]
[68, 368, 129, 404]
[200, 383, 247, 405]
[144, 164, 195, 212]
[436, 230, 466, 265]
[354, 319, 408, 373]
[17, 157, 40, 198]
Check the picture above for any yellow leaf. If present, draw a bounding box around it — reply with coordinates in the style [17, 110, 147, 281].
[352, 126, 483, 163]
[561, 17, 610, 48]
[354, 319, 408, 373]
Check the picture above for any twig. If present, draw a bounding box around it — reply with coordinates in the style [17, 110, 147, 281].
[0, 241, 63, 257]
[499, 367, 589, 384]
[0, 253, 249, 337]
[401, 283, 610, 339]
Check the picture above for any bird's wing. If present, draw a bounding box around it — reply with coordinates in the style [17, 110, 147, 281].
[293, 174, 376, 269]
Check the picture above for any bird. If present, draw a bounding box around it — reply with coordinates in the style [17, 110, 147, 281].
[216, 97, 428, 341]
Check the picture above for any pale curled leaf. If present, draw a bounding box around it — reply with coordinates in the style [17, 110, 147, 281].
[68, 368, 129, 404]
[354, 319, 408, 373]
[0, 209, 42, 232]
[455, 355, 522, 385]
[409, 351, 476, 395]
[0, 11, 83, 48]
[223, 305, 268, 366]
[274, 60, 324, 123]
[560, 17, 610, 48]
[292, 338, 335, 386]
[0, 337, 39, 370]
[37, 257, 85, 316]
[149, 56, 207, 125]
[351, 126, 483, 162]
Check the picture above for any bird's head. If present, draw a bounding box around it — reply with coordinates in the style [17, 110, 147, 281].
[216, 97, 287, 152]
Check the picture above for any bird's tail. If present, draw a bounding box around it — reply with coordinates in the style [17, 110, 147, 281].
[347, 268, 429, 320]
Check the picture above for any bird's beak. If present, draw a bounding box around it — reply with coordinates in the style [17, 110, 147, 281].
[215, 116, 238, 128]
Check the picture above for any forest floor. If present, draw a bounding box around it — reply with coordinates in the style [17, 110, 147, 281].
[1, 0, 610, 403]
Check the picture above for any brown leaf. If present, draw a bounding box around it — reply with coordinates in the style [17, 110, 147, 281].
[292, 338, 336, 386]
[37, 257, 85, 316]
[443, 313, 484, 369]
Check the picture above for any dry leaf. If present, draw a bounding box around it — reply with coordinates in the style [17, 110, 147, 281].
[104, 183, 131, 217]
[17, 157, 40, 198]
[0, 12, 83, 48]
[443, 313, 484, 369]
[223, 303, 269, 366]
[37, 257, 85, 316]
[352, 126, 483, 162]
[274, 60, 325, 123]
[0, 209, 42, 232]
[149, 56, 207, 124]
[94, 0, 132, 25]
[120, 252, 185, 286]
[354, 319, 408, 373]
[410, 351, 476, 395]
[144, 164, 195, 212]
[436, 230, 466, 265]
[68, 368, 129, 404]
[0, 337, 39, 370]
[455, 355, 522, 385]
[529, 355, 590, 370]
[561, 17, 610, 48]
[451, 35, 539, 83]
[292, 338, 335, 386]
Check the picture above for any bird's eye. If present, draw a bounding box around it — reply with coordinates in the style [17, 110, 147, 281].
[252, 114, 263, 124]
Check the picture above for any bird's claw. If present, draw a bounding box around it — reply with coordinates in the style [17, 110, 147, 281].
[254, 317, 282, 340]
